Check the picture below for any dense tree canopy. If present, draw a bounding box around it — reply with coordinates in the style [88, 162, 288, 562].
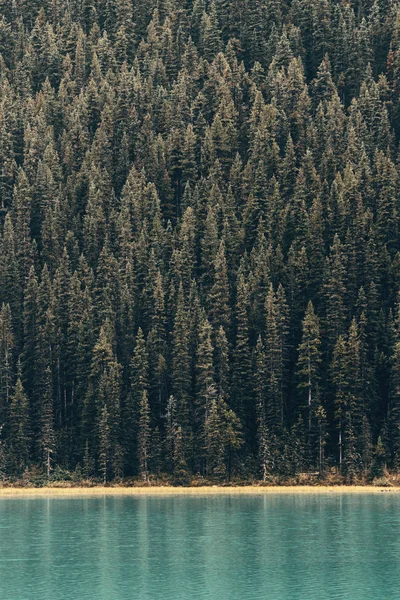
[0, 0, 400, 482]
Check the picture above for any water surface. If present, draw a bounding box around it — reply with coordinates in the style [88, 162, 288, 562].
[0, 493, 399, 600]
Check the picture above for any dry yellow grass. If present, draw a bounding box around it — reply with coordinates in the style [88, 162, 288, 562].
[0, 485, 399, 497]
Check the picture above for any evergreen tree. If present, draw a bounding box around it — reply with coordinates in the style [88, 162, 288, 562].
[173, 425, 189, 485]
[232, 269, 252, 430]
[265, 284, 288, 433]
[195, 316, 216, 440]
[324, 235, 347, 353]
[390, 337, 400, 469]
[171, 284, 191, 436]
[83, 320, 122, 474]
[254, 335, 270, 479]
[40, 367, 56, 478]
[296, 301, 321, 432]
[138, 390, 151, 481]
[209, 240, 231, 334]
[0, 303, 14, 422]
[215, 325, 230, 400]
[99, 404, 111, 484]
[125, 327, 149, 473]
[205, 397, 225, 479]
[0, 0, 397, 483]
[332, 335, 348, 471]
[0, 214, 21, 334]
[9, 368, 30, 474]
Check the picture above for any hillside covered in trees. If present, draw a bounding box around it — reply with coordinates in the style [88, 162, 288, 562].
[0, 0, 400, 484]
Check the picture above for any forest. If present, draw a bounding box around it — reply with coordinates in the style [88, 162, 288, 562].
[0, 0, 400, 484]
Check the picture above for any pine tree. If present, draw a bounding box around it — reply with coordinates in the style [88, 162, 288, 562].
[165, 394, 177, 474]
[125, 327, 149, 473]
[215, 326, 230, 400]
[254, 336, 270, 478]
[200, 2, 222, 61]
[173, 425, 189, 485]
[315, 404, 327, 475]
[147, 270, 167, 422]
[371, 435, 386, 479]
[218, 395, 242, 480]
[296, 301, 321, 432]
[332, 335, 348, 471]
[83, 439, 95, 479]
[21, 267, 38, 403]
[0, 214, 21, 335]
[209, 240, 231, 334]
[389, 338, 400, 469]
[99, 404, 111, 484]
[232, 269, 252, 433]
[324, 235, 347, 353]
[97, 358, 122, 478]
[343, 415, 359, 483]
[9, 367, 30, 474]
[83, 320, 122, 473]
[346, 319, 364, 460]
[171, 284, 191, 436]
[0, 303, 14, 423]
[150, 426, 162, 476]
[265, 284, 288, 434]
[195, 316, 216, 444]
[40, 367, 56, 478]
[115, 0, 135, 56]
[13, 169, 33, 291]
[138, 390, 151, 481]
[204, 397, 224, 478]
[0, 0, 397, 484]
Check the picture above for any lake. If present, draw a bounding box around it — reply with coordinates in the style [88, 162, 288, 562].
[0, 493, 399, 599]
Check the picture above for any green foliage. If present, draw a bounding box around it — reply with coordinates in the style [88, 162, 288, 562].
[0, 0, 399, 483]
[99, 404, 111, 484]
[138, 390, 151, 481]
[297, 301, 321, 431]
[9, 370, 30, 474]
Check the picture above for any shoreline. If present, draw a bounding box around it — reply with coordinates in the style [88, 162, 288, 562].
[0, 485, 399, 497]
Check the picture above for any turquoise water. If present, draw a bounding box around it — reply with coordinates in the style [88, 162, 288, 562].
[0, 494, 399, 600]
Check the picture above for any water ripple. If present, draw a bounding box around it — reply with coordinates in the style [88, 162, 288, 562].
[0, 494, 399, 600]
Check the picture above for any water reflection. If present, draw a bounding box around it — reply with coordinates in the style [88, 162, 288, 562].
[0, 494, 399, 600]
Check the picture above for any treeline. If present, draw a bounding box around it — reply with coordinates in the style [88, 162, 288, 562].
[0, 0, 400, 483]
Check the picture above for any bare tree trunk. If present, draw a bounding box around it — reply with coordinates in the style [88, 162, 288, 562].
[319, 431, 323, 474]
[46, 449, 51, 479]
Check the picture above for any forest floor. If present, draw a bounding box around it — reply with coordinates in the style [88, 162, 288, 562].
[0, 485, 399, 497]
